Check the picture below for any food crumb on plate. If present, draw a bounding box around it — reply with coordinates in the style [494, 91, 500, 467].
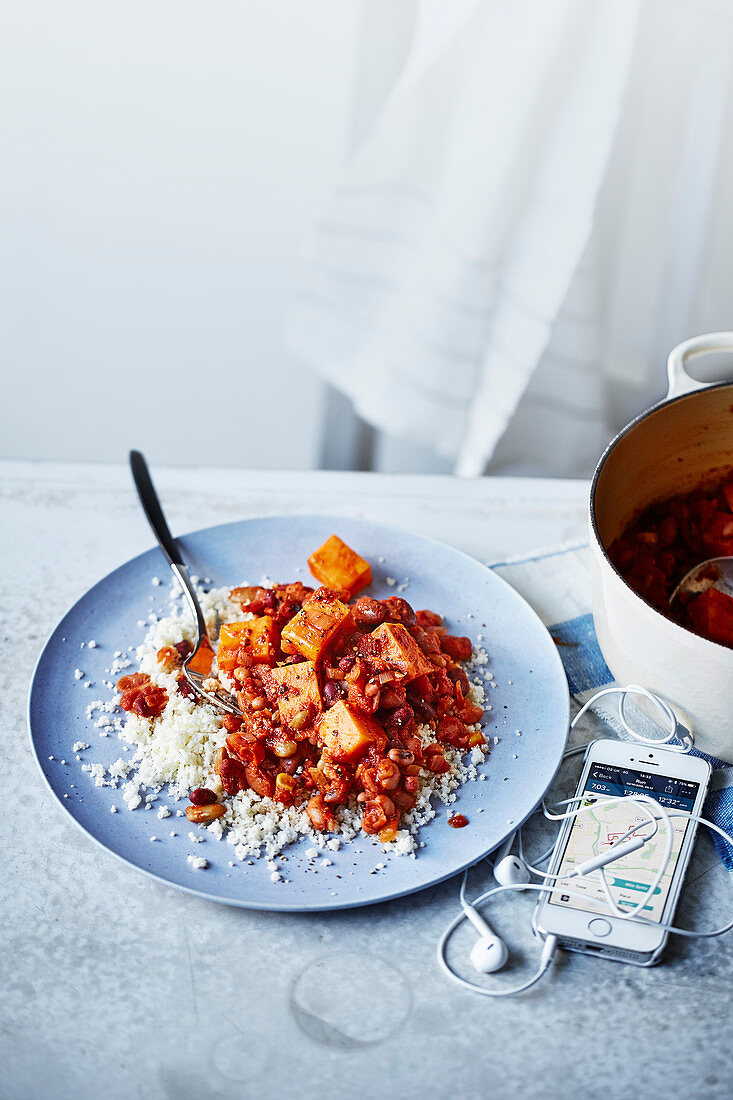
[187, 855, 208, 870]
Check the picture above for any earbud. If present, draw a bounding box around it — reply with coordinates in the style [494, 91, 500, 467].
[470, 934, 509, 974]
[493, 854, 531, 888]
[492, 834, 530, 888]
[462, 903, 509, 973]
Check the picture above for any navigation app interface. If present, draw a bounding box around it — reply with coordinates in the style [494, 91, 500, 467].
[549, 763, 699, 922]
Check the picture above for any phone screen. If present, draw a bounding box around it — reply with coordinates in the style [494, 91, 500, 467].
[548, 762, 700, 922]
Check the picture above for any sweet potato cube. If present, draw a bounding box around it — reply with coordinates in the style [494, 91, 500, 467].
[216, 621, 248, 671]
[217, 616, 278, 670]
[186, 636, 214, 675]
[308, 535, 372, 596]
[317, 700, 382, 762]
[261, 661, 322, 728]
[368, 622, 434, 681]
[281, 592, 351, 661]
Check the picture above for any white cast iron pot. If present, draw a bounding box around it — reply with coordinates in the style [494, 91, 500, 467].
[590, 332, 733, 759]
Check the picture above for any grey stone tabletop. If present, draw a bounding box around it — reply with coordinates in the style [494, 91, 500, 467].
[4, 461, 731, 1100]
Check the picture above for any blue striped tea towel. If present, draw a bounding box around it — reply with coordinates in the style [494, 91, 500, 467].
[490, 542, 733, 870]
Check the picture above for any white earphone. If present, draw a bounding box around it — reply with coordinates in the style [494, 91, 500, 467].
[492, 835, 531, 890]
[469, 802, 657, 978]
[438, 685, 733, 997]
[463, 906, 509, 973]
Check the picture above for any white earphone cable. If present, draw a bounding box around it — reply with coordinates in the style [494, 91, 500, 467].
[438, 685, 729, 997]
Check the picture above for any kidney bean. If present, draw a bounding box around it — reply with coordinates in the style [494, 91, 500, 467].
[277, 751, 301, 775]
[407, 696, 434, 722]
[175, 639, 194, 661]
[351, 596, 388, 626]
[384, 705, 414, 732]
[189, 787, 218, 806]
[322, 680, 344, 709]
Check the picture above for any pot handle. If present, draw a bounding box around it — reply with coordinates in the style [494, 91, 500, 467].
[667, 331, 733, 398]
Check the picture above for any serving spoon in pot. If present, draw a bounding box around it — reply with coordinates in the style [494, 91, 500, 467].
[669, 556, 733, 606]
[129, 449, 242, 716]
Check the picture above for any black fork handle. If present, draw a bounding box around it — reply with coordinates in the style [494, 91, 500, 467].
[129, 449, 184, 569]
[128, 449, 209, 643]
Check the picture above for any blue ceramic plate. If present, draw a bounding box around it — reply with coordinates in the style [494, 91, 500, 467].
[28, 515, 569, 911]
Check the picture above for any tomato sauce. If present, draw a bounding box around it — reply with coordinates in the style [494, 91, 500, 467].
[609, 472, 733, 648]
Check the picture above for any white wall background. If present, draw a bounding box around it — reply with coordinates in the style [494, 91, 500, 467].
[2, 1, 359, 468]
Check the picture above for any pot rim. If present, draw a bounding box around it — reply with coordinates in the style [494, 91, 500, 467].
[589, 378, 733, 657]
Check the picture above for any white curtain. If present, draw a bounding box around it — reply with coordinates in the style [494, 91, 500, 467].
[287, 0, 733, 477]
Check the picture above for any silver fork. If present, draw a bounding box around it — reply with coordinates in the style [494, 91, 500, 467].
[129, 450, 242, 716]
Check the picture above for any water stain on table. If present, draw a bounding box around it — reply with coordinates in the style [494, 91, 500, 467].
[290, 952, 411, 1048]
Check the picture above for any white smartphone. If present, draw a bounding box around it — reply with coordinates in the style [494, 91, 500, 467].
[534, 739, 711, 966]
